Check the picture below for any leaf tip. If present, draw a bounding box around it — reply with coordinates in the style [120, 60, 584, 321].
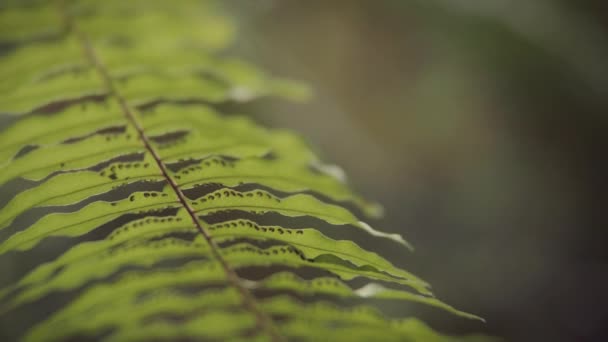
[357, 221, 414, 251]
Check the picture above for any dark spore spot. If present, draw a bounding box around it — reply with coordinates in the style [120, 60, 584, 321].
[89, 152, 145, 172]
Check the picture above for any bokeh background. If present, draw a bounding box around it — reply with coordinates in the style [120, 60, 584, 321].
[221, 1, 608, 341]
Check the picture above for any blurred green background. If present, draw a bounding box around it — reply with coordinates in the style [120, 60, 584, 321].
[222, 1, 608, 341]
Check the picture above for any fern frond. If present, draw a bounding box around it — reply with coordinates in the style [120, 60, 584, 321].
[0, 1, 490, 341]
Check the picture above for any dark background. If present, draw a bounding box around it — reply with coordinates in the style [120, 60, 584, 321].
[223, 1, 608, 341]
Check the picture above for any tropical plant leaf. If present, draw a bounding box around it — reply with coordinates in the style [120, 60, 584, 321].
[0, 1, 492, 341]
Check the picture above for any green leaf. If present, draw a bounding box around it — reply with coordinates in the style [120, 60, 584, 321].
[0, 1, 493, 341]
